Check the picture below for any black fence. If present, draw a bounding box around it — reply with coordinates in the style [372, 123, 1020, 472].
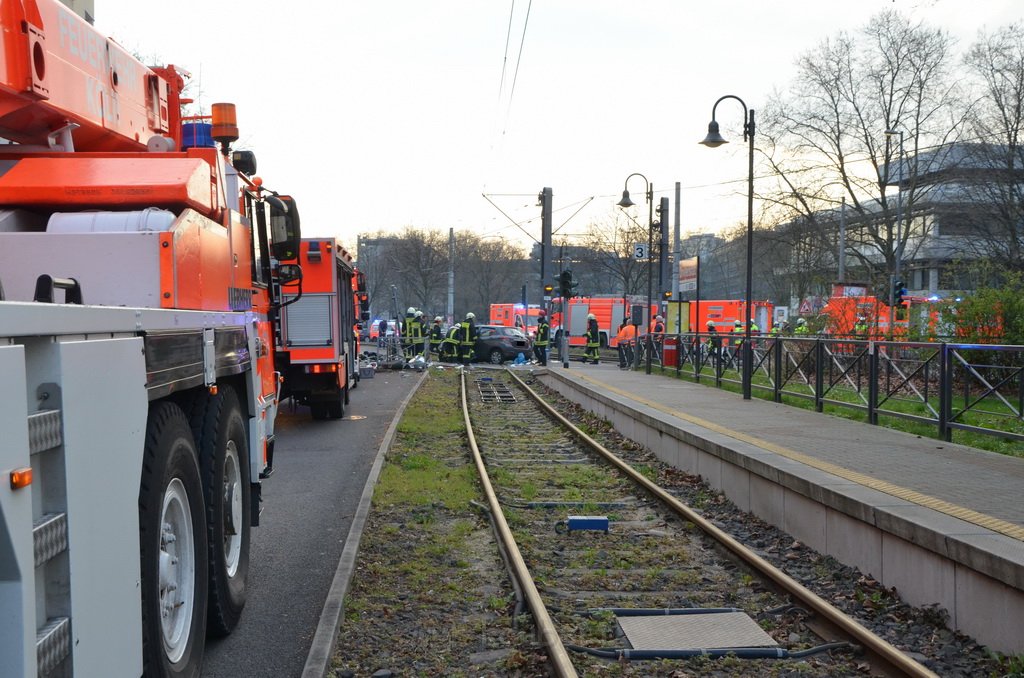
[620, 333, 1024, 445]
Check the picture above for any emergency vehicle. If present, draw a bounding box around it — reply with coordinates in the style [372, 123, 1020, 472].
[277, 239, 367, 420]
[489, 302, 544, 337]
[690, 300, 775, 333]
[549, 296, 656, 347]
[0, 2, 301, 675]
[819, 284, 909, 338]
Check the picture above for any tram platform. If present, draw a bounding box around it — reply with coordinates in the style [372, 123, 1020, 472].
[532, 361, 1024, 654]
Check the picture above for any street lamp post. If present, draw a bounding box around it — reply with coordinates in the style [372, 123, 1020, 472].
[700, 95, 755, 400]
[885, 128, 904, 337]
[617, 173, 654, 375]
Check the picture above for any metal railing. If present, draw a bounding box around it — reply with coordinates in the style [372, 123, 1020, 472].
[627, 333, 1024, 445]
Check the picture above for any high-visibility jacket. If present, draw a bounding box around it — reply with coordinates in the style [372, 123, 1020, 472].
[615, 323, 637, 345]
[585, 319, 600, 348]
[430, 322, 443, 348]
[794, 324, 809, 335]
[535, 320, 550, 347]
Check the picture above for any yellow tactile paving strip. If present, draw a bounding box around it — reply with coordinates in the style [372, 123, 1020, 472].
[575, 373, 1024, 543]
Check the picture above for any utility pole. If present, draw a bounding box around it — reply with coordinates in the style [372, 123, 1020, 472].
[447, 227, 454, 324]
[539, 187, 553, 295]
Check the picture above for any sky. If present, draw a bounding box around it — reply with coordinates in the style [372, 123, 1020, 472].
[95, 0, 1023, 253]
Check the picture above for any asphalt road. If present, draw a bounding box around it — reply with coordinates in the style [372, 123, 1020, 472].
[201, 368, 419, 678]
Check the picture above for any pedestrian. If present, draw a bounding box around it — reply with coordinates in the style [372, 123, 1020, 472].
[534, 310, 550, 366]
[459, 312, 477, 366]
[377, 318, 388, 348]
[616, 318, 636, 368]
[582, 313, 600, 364]
[430, 316, 444, 357]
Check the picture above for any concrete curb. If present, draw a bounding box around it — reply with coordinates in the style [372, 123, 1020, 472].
[301, 369, 428, 678]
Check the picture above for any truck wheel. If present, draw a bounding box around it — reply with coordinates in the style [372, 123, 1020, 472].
[327, 387, 345, 419]
[190, 387, 251, 636]
[140, 402, 208, 678]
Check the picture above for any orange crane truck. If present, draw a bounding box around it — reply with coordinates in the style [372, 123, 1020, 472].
[0, 2, 302, 676]
[277, 238, 366, 420]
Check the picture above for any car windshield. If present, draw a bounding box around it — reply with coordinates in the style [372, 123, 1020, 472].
[504, 327, 527, 338]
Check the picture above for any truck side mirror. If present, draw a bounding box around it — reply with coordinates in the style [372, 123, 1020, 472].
[278, 263, 302, 285]
[267, 195, 301, 261]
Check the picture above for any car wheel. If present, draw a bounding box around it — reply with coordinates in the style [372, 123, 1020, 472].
[488, 348, 504, 364]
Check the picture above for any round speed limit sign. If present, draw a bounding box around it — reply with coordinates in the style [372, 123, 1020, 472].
[633, 243, 647, 260]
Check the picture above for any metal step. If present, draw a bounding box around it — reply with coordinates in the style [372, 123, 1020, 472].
[36, 616, 70, 676]
[33, 513, 67, 568]
[28, 409, 62, 454]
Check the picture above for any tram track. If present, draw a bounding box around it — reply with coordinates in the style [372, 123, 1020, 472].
[462, 369, 940, 677]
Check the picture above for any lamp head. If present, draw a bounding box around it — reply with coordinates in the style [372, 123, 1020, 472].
[700, 120, 728, 148]
[617, 190, 636, 208]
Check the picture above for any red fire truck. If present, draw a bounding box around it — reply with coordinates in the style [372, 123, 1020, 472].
[0, 2, 302, 675]
[277, 238, 367, 419]
[549, 296, 655, 347]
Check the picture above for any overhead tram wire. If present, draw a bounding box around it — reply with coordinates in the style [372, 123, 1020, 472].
[502, 0, 532, 137]
[497, 1, 515, 102]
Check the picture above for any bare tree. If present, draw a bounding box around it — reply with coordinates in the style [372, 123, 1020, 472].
[454, 233, 528, 316]
[961, 24, 1024, 270]
[762, 9, 964, 290]
[386, 227, 449, 315]
[577, 210, 650, 296]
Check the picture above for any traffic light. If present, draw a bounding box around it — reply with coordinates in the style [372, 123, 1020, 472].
[663, 290, 672, 301]
[543, 283, 554, 296]
[893, 279, 906, 305]
[559, 269, 578, 298]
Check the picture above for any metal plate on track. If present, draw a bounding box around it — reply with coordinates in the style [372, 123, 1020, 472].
[617, 612, 778, 650]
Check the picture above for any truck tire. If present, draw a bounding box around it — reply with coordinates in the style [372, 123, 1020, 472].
[189, 386, 251, 636]
[327, 386, 346, 419]
[140, 401, 208, 678]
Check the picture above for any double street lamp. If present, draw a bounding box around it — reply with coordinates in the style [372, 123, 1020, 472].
[700, 95, 755, 400]
[617, 173, 654, 374]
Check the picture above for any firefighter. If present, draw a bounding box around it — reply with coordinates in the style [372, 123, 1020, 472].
[582, 313, 600, 364]
[534, 310, 550, 366]
[853, 315, 869, 339]
[459, 312, 477, 365]
[430, 316, 444, 357]
[405, 308, 424, 358]
[441, 323, 460, 362]
[705, 320, 720, 364]
[769, 321, 782, 337]
[794, 317, 810, 335]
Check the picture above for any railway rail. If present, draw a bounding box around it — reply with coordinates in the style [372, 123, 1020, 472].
[461, 369, 941, 677]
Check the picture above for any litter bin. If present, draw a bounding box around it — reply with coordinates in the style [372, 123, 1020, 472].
[662, 336, 677, 367]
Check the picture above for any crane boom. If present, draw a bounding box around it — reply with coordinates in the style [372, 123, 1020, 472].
[0, 0, 181, 151]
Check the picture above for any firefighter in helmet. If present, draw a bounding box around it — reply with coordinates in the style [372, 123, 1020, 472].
[853, 315, 868, 339]
[459, 312, 477, 365]
[582, 313, 600, 364]
[534, 310, 550, 366]
[794, 317, 809, 335]
[430, 316, 444, 357]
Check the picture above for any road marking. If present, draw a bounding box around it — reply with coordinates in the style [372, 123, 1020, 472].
[574, 372, 1024, 542]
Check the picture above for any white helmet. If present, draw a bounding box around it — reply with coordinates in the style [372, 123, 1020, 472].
[415, 310, 423, 317]
[797, 318, 807, 325]
[734, 320, 742, 326]
[587, 313, 596, 320]
[466, 312, 475, 320]
[434, 316, 442, 322]
[407, 307, 415, 314]
[655, 315, 663, 321]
